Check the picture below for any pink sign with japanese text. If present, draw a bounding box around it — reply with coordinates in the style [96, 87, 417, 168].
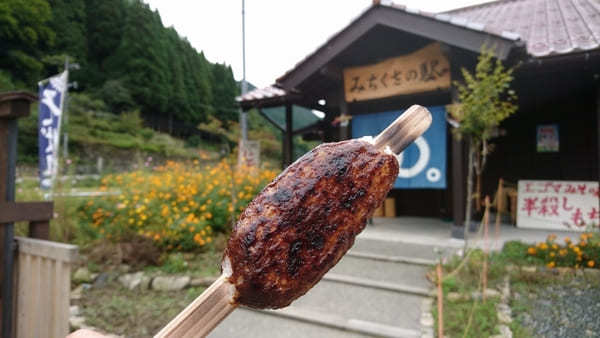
[517, 180, 599, 231]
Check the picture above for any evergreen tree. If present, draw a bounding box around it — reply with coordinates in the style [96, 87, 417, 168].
[84, 0, 126, 87]
[0, 0, 241, 140]
[179, 42, 213, 124]
[0, 0, 54, 87]
[164, 28, 191, 122]
[211, 63, 239, 124]
[105, 0, 170, 114]
[48, 0, 87, 62]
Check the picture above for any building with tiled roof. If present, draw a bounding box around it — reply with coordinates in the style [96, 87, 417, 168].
[239, 0, 600, 237]
[444, 0, 600, 57]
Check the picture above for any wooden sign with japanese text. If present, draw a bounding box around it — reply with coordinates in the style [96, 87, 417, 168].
[343, 43, 450, 102]
[517, 180, 600, 231]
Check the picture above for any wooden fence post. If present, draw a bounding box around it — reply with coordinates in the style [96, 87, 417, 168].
[0, 91, 37, 337]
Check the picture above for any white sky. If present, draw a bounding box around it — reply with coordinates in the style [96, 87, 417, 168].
[145, 0, 493, 89]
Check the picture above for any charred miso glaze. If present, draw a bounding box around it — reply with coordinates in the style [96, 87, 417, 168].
[223, 139, 399, 309]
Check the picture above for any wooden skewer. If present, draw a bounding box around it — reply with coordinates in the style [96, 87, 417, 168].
[373, 105, 432, 154]
[155, 105, 432, 338]
[154, 275, 236, 338]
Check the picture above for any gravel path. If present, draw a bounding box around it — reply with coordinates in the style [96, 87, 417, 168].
[515, 276, 600, 338]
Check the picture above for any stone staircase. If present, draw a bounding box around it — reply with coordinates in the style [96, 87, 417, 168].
[209, 235, 460, 338]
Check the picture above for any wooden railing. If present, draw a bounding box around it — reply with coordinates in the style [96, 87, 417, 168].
[14, 237, 77, 338]
[0, 202, 53, 239]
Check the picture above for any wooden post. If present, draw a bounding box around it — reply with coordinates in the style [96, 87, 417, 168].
[451, 136, 466, 238]
[482, 196, 490, 302]
[338, 87, 350, 141]
[436, 263, 444, 338]
[0, 91, 37, 338]
[28, 221, 50, 240]
[495, 178, 503, 247]
[450, 84, 466, 239]
[283, 104, 293, 168]
[597, 86, 600, 217]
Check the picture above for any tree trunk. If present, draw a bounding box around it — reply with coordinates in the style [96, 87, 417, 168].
[464, 139, 475, 240]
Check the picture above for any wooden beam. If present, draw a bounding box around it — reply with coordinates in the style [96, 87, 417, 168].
[0, 202, 54, 224]
[0, 92, 36, 119]
[319, 64, 343, 83]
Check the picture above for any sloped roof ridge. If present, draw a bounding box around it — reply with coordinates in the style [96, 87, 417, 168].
[443, 0, 509, 14]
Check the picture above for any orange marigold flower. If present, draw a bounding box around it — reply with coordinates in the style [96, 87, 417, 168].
[527, 247, 537, 255]
[564, 237, 571, 243]
[547, 261, 556, 268]
[588, 260, 595, 268]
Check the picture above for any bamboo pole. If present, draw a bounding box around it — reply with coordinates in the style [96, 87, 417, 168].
[494, 178, 503, 248]
[436, 263, 444, 338]
[482, 196, 490, 302]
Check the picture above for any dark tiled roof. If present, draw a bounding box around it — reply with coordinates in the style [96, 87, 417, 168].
[443, 0, 600, 57]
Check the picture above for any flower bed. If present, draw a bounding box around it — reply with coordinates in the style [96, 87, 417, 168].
[527, 233, 599, 269]
[78, 160, 277, 251]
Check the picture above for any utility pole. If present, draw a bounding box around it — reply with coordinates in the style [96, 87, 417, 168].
[240, 0, 248, 143]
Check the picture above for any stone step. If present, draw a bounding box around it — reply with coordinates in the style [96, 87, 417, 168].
[290, 279, 425, 331]
[208, 307, 371, 338]
[351, 237, 459, 261]
[328, 255, 431, 289]
[346, 251, 436, 266]
[262, 306, 420, 338]
[323, 273, 430, 297]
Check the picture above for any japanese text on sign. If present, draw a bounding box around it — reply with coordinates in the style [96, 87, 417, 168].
[343, 43, 450, 102]
[517, 180, 600, 231]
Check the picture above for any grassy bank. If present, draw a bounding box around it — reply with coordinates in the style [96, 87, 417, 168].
[432, 235, 599, 338]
